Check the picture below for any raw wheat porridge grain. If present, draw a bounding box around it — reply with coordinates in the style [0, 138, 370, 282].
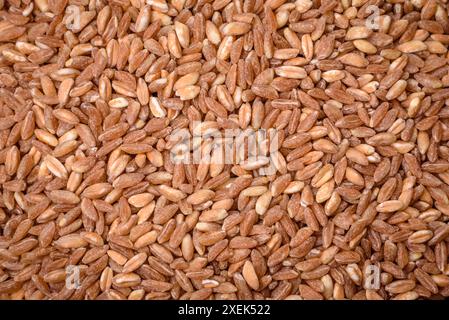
[1, 0, 449, 301]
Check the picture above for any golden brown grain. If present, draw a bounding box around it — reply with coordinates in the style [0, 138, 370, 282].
[0, 0, 449, 302]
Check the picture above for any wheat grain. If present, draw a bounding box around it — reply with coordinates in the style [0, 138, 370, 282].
[1, 0, 449, 301]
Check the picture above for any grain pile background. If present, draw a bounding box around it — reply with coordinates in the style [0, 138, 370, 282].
[1, 0, 449, 300]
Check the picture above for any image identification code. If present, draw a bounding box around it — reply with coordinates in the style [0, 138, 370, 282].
[222, 304, 270, 315]
[178, 304, 271, 317]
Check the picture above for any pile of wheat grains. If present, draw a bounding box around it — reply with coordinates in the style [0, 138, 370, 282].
[1, 0, 449, 300]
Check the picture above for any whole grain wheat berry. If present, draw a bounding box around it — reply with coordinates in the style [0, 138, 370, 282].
[0, 0, 449, 301]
